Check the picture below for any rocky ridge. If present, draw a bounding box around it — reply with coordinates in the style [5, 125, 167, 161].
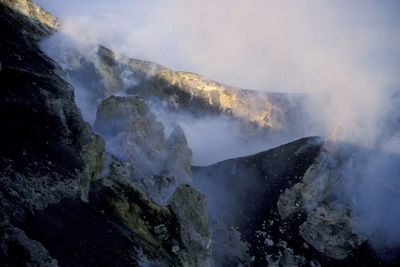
[1, 0, 399, 266]
[93, 95, 193, 204]
[44, 42, 310, 140]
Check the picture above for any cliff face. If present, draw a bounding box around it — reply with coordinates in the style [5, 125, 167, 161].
[0, 0, 104, 222]
[0, 0, 60, 35]
[0, 2, 210, 266]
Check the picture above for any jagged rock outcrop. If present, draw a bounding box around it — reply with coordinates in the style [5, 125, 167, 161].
[164, 125, 192, 183]
[3, 1, 399, 266]
[88, 157, 186, 266]
[0, 2, 207, 266]
[94, 95, 166, 177]
[94, 95, 192, 203]
[265, 140, 400, 266]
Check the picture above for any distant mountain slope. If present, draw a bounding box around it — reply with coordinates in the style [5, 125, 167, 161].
[44, 42, 312, 139]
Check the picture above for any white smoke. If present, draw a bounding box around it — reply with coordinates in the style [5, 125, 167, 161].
[35, 0, 400, 142]
[34, 0, 400, 257]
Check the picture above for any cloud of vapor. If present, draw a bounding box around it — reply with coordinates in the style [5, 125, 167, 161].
[34, 0, 400, 257]
[34, 0, 400, 140]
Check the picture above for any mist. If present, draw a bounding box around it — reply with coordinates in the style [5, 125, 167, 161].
[35, 0, 400, 144]
[34, 0, 400, 260]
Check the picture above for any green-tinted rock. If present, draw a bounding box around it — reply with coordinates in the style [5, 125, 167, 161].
[90, 157, 186, 265]
[168, 184, 212, 267]
[94, 96, 166, 178]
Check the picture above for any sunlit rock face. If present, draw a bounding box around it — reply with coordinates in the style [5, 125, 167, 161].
[141, 69, 295, 130]
[48, 43, 310, 140]
[0, 0, 60, 36]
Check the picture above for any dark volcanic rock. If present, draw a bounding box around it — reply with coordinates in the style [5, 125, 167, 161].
[0, 2, 199, 266]
[193, 136, 400, 266]
[0, 1, 105, 224]
[192, 137, 323, 265]
[193, 137, 323, 232]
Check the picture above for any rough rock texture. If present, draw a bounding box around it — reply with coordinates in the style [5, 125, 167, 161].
[277, 152, 366, 260]
[3, 1, 399, 266]
[192, 137, 323, 265]
[0, 2, 206, 266]
[94, 95, 192, 203]
[0, 1, 110, 264]
[0, 0, 60, 34]
[168, 184, 212, 267]
[88, 158, 186, 266]
[193, 136, 400, 266]
[264, 141, 400, 267]
[94, 95, 166, 177]
[0, 1, 105, 223]
[15, 156, 209, 267]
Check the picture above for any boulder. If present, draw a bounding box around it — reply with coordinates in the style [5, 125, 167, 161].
[168, 184, 212, 267]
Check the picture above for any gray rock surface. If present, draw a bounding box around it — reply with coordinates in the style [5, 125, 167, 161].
[94, 95, 166, 177]
[277, 148, 367, 260]
[168, 184, 212, 267]
[94, 95, 192, 203]
[164, 125, 192, 183]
